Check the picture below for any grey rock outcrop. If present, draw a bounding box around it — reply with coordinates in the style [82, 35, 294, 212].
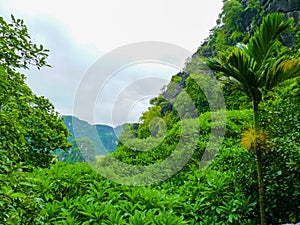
[262, 0, 300, 47]
[261, 0, 300, 24]
[243, 0, 300, 46]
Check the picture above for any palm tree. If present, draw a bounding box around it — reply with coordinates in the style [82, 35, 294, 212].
[206, 13, 300, 225]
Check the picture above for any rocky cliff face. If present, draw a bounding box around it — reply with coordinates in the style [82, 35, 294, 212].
[196, 0, 300, 58]
[261, 0, 300, 24]
[242, 0, 300, 32]
[261, 0, 300, 47]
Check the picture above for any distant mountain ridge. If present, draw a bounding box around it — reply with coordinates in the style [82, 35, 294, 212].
[62, 115, 123, 154]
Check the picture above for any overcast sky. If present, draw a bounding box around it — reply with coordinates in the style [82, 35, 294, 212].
[0, 0, 223, 126]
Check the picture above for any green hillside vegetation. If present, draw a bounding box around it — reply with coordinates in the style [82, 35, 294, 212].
[1, 1, 300, 224]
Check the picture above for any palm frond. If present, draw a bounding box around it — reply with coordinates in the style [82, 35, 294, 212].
[266, 57, 300, 90]
[210, 48, 260, 100]
[246, 13, 293, 67]
[206, 57, 227, 74]
[206, 13, 297, 105]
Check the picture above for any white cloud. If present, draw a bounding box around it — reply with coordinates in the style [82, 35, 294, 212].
[0, 0, 223, 125]
[2, 0, 223, 52]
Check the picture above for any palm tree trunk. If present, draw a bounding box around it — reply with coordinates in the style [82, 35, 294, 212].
[253, 102, 267, 225]
[256, 147, 267, 225]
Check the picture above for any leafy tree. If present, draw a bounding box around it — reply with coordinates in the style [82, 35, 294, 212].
[118, 123, 138, 144]
[204, 27, 230, 56]
[0, 15, 49, 70]
[207, 13, 300, 225]
[185, 73, 227, 114]
[0, 67, 70, 167]
[222, 0, 244, 33]
[173, 92, 198, 119]
[0, 15, 70, 167]
[138, 106, 162, 139]
[150, 95, 173, 116]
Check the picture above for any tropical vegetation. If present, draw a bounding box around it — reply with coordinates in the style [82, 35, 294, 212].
[1, 1, 300, 224]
